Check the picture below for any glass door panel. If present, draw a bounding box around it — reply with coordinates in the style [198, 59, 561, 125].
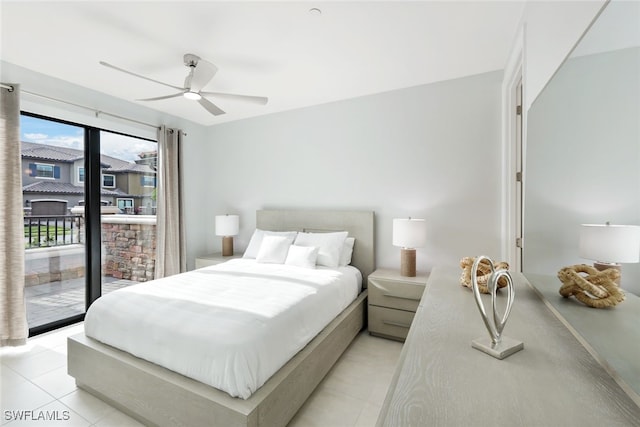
[21, 114, 86, 330]
[99, 130, 157, 293]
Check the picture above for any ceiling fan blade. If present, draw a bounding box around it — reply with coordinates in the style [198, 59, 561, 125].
[200, 91, 268, 105]
[198, 97, 225, 116]
[100, 61, 185, 91]
[189, 60, 218, 92]
[136, 92, 185, 102]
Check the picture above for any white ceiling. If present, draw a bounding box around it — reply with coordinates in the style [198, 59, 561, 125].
[1, 1, 525, 126]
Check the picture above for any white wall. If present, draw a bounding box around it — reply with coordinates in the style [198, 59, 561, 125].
[1, 61, 210, 267]
[202, 71, 504, 272]
[521, 0, 606, 110]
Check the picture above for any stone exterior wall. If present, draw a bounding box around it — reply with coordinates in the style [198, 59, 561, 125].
[102, 216, 156, 282]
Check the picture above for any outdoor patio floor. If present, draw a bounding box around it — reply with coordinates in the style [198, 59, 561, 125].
[25, 277, 136, 329]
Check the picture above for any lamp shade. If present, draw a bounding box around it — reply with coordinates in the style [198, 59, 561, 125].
[393, 218, 427, 249]
[579, 224, 640, 263]
[215, 215, 239, 237]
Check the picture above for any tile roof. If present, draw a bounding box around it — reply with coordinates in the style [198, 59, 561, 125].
[22, 181, 129, 197]
[21, 141, 83, 163]
[21, 141, 156, 174]
[102, 156, 154, 174]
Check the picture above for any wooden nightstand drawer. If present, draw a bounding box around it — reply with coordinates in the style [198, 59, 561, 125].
[369, 278, 424, 312]
[368, 306, 416, 341]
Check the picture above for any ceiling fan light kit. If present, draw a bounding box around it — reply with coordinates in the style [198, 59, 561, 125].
[100, 53, 268, 117]
[183, 91, 202, 101]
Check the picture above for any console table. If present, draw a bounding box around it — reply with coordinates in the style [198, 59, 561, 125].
[376, 266, 640, 426]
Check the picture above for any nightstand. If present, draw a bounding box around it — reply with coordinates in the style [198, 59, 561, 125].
[195, 252, 242, 269]
[368, 268, 428, 341]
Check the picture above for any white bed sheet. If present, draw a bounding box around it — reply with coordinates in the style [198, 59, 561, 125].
[84, 259, 361, 399]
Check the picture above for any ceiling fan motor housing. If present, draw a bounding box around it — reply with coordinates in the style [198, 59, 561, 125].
[183, 53, 200, 68]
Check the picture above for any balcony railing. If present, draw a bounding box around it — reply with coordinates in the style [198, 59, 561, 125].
[24, 214, 83, 249]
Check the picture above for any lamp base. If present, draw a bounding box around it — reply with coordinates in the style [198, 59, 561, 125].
[400, 248, 416, 277]
[222, 236, 234, 257]
[593, 261, 621, 285]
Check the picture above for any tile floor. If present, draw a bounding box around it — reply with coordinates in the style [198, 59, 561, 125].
[1, 324, 403, 426]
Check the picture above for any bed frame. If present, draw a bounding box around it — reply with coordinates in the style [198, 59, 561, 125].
[68, 209, 375, 427]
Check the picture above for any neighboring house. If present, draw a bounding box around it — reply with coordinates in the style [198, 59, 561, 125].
[21, 141, 157, 215]
[135, 150, 158, 171]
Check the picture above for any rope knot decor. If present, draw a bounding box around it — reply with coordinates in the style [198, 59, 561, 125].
[459, 256, 509, 294]
[557, 264, 625, 308]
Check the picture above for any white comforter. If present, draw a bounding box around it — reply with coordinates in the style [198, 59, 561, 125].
[84, 259, 361, 399]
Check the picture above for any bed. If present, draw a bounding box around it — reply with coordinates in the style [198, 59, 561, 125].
[67, 209, 375, 427]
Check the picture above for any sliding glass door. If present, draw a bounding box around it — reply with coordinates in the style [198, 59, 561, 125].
[20, 113, 157, 334]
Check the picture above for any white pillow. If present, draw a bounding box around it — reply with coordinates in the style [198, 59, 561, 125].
[294, 231, 348, 268]
[340, 237, 355, 266]
[285, 245, 319, 269]
[243, 229, 297, 259]
[256, 235, 291, 264]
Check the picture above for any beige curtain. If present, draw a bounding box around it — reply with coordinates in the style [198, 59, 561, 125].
[155, 125, 186, 278]
[1, 83, 28, 346]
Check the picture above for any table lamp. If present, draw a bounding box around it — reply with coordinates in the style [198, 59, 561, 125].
[579, 223, 640, 282]
[216, 214, 239, 256]
[393, 218, 427, 277]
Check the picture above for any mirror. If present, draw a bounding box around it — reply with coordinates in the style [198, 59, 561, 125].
[524, 0, 640, 295]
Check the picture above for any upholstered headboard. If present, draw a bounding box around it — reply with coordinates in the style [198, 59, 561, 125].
[256, 209, 375, 287]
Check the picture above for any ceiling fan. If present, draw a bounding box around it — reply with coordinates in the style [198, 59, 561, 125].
[99, 53, 268, 116]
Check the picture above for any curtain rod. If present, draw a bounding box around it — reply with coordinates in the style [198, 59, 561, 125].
[1, 83, 189, 136]
[1, 83, 161, 131]
[22, 89, 161, 130]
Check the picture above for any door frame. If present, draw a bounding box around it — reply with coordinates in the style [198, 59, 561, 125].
[501, 24, 525, 271]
